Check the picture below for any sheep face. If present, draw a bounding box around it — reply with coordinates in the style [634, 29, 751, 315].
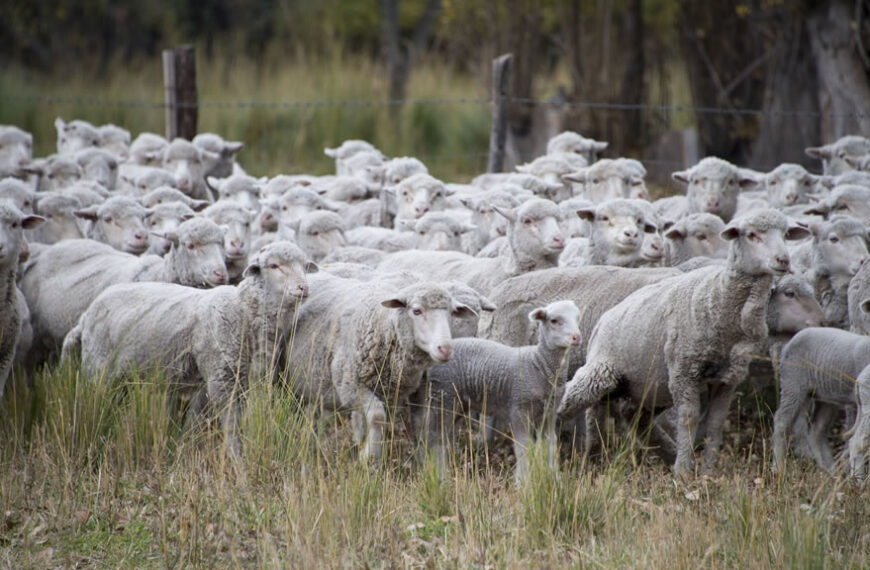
[764, 164, 819, 208]
[0, 126, 33, 175]
[401, 213, 473, 252]
[204, 206, 252, 262]
[297, 212, 346, 261]
[76, 149, 119, 191]
[0, 180, 35, 215]
[578, 200, 651, 256]
[806, 185, 870, 223]
[145, 204, 194, 255]
[640, 231, 664, 264]
[663, 213, 728, 265]
[32, 195, 83, 244]
[806, 136, 870, 176]
[162, 139, 218, 197]
[392, 174, 449, 223]
[210, 175, 262, 214]
[529, 300, 582, 349]
[193, 133, 244, 179]
[257, 196, 280, 233]
[55, 118, 100, 154]
[768, 276, 824, 333]
[166, 219, 229, 287]
[98, 124, 131, 160]
[674, 157, 755, 221]
[37, 157, 83, 192]
[721, 210, 809, 276]
[130, 133, 168, 166]
[811, 217, 869, 277]
[75, 198, 151, 255]
[245, 242, 315, 306]
[0, 204, 42, 268]
[504, 199, 566, 255]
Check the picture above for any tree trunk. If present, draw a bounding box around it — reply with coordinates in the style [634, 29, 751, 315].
[616, 0, 645, 153]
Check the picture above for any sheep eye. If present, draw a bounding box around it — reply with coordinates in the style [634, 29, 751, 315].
[549, 318, 560, 325]
[268, 263, 279, 269]
[784, 290, 795, 298]
[695, 234, 707, 241]
[281, 206, 288, 211]
[769, 180, 778, 186]
[186, 243, 195, 250]
[830, 235, 840, 243]
[103, 216, 112, 223]
[454, 231, 460, 237]
[592, 178, 600, 185]
[310, 230, 320, 236]
[418, 230, 426, 236]
[747, 232, 761, 242]
[11, 222, 18, 229]
[836, 204, 850, 211]
[412, 308, 423, 316]
[24, 201, 30, 207]
[599, 215, 609, 222]
[45, 213, 53, 219]
[522, 218, 533, 225]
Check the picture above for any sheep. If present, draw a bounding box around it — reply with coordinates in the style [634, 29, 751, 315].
[324, 140, 383, 175]
[144, 202, 196, 255]
[385, 173, 451, 230]
[284, 275, 474, 461]
[574, 199, 658, 267]
[564, 158, 648, 203]
[341, 151, 386, 193]
[0, 179, 36, 214]
[118, 166, 178, 197]
[773, 327, 870, 474]
[129, 132, 168, 166]
[848, 257, 870, 335]
[277, 186, 339, 229]
[97, 124, 131, 159]
[202, 201, 254, 283]
[558, 209, 809, 476]
[33, 155, 83, 192]
[672, 156, 757, 222]
[161, 138, 219, 202]
[804, 185, 870, 223]
[762, 163, 823, 208]
[806, 135, 870, 176]
[0, 125, 33, 178]
[140, 186, 209, 211]
[29, 193, 84, 244]
[207, 174, 262, 213]
[471, 173, 559, 200]
[0, 203, 44, 399]
[55, 117, 100, 154]
[312, 175, 372, 203]
[789, 215, 869, 329]
[652, 195, 692, 228]
[376, 198, 566, 296]
[19, 217, 229, 363]
[294, 210, 347, 262]
[73, 196, 151, 255]
[662, 213, 728, 267]
[63, 241, 315, 455]
[546, 131, 608, 163]
[515, 155, 576, 202]
[412, 300, 582, 482]
[459, 190, 520, 254]
[73, 147, 120, 191]
[320, 245, 386, 267]
[193, 133, 245, 178]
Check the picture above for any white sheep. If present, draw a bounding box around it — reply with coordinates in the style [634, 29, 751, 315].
[97, 124, 131, 159]
[140, 186, 209, 211]
[574, 199, 658, 267]
[129, 132, 169, 166]
[0, 125, 33, 178]
[144, 202, 196, 255]
[558, 209, 809, 476]
[55, 118, 100, 154]
[662, 213, 728, 267]
[806, 135, 870, 176]
[672, 156, 757, 222]
[63, 241, 315, 455]
[74, 196, 151, 254]
[284, 274, 474, 462]
[207, 174, 262, 213]
[0, 179, 36, 214]
[193, 133, 245, 178]
[546, 131, 608, 164]
[384, 173, 451, 230]
[74, 147, 120, 191]
[294, 211, 348, 262]
[161, 138, 220, 202]
[413, 300, 581, 482]
[202, 201, 254, 282]
[564, 158, 648, 203]
[30, 193, 85, 244]
[324, 140, 383, 175]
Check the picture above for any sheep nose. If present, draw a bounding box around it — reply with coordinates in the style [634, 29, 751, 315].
[297, 284, 309, 298]
[775, 254, 790, 268]
[414, 206, 429, 218]
[570, 333, 581, 346]
[436, 344, 452, 361]
[623, 228, 639, 239]
[551, 235, 565, 248]
[212, 269, 227, 284]
[651, 241, 662, 252]
[177, 178, 190, 190]
[230, 239, 244, 249]
[133, 231, 147, 242]
[262, 213, 273, 222]
[784, 193, 797, 204]
[707, 199, 719, 209]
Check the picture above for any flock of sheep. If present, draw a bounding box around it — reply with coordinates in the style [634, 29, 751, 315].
[3, 117, 870, 482]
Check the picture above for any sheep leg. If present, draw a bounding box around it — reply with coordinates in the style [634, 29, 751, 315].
[207, 376, 243, 458]
[772, 386, 807, 473]
[701, 383, 738, 474]
[848, 377, 870, 478]
[584, 404, 607, 458]
[512, 421, 531, 485]
[808, 402, 837, 472]
[558, 361, 620, 420]
[358, 389, 388, 463]
[671, 381, 701, 477]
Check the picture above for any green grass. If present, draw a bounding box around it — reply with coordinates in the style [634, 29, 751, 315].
[2, 363, 869, 568]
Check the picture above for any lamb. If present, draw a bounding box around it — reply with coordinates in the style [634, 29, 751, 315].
[277, 186, 339, 229]
[558, 209, 809, 475]
[0, 203, 44, 400]
[161, 138, 220, 202]
[662, 213, 728, 267]
[0, 125, 33, 178]
[806, 135, 870, 176]
[565, 158, 648, 203]
[789, 215, 869, 328]
[97, 124, 131, 159]
[0, 179, 36, 214]
[118, 166, 178, 196]
[773, 327, 870, 474]
[63, 241, 315, 456]
[193, 133, 245, 178]
[574, 199, 657, 267]
[294, 211, 347, 262]
[144, 202, 196, 255]
[74, 147, 120, 191]
[30, 193, 84, 244]
[312, 175, 372, 203]
[324, 140, 383, 175]
[207, 174, 262, 213]
[202, 201, 254, 282]
[804, 185, 870, 223]
[848, 257, 870, 335]
[761, 163, 822, 208]
[672, 156, 757, 222]
[129, 132, 168, 166]
[376, 198, 566, 296]
[385, 173, 451, 230]
[459, 190, 520, 254]
[515, 155, 576, 202]
[33, 155, 83, 191]
[19, 217, 228, 362]
[341, 151, 385, 192]
[412, 300, 582, 482]
[546, 131, 608, 164]
[74, 196, 151, 254]
[284, 275, 474, 461]
[140, 186, 209, 211]
[55, 118, 100, 154]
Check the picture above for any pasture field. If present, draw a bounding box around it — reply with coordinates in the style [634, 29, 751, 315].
[2, 363, 869, 568]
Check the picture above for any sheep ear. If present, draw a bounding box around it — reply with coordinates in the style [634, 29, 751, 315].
[662, 220, 675, 232]
[397, 219, 415, 231]
[493, 205, 516, 222]
[738, 169, 762, 189]
[562, 170, 586, 184]
[154, 231, 179, 246]
[324, 147, 339, 158]
[861, 299, 870, 313]
[54, 117, 67, 133]
[224, 142, 244, 156]
[805, 145, 832, 160]
[21, 215, 45, 229]
[803, 203, 830, 217]
[720, 224, 741, 241]
[190, 200, 210, 212]
[180, 213, 195, 222]
[528, 307, 548, 322]
[458, 196, 474, 209]
[381, 298, 407, 309]
[73, 206, 99, 221]
[664, 224, 686, 240]
[452, 303, 478, 319]
[785, 224, 812, 241]
[671, 170, 690, 185]
[478, 296, 497, 312]
[460, 224, 477, 234]
[200, 149, 220, 170]
[206, 176, 222, 191]
[304, 261, 319, 274]
[592, 141, 608, 151]
[576, 207, 596, 222]
[242, 262, 261, 277]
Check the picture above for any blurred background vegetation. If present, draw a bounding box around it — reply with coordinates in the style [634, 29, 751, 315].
[1, 0, 869, 181]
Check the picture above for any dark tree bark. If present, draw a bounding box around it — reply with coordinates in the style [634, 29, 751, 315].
[616, 0, 645, 153]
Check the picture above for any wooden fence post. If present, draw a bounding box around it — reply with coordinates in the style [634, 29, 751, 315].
[487, 53, 513, 173]
[163, 45, 198, 141]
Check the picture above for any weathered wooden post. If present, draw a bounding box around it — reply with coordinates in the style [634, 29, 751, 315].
[487, 53, 513, 173]
[163, 45, 198, 141]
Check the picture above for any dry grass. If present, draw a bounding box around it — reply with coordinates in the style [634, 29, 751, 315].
[2, 362, 869, 569]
